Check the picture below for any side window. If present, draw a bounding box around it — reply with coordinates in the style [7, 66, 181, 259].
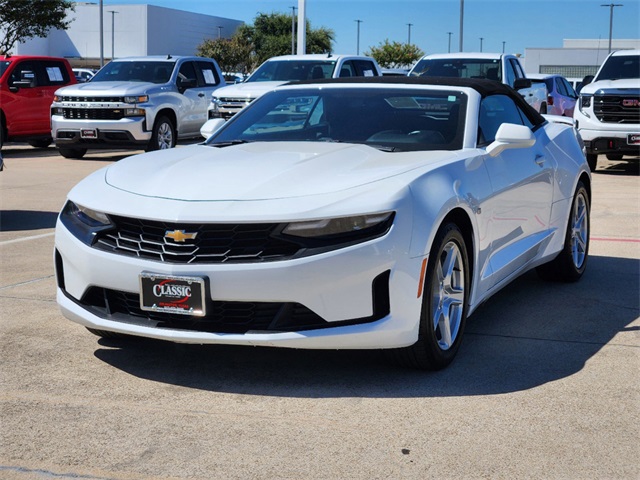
[555, 77, 568, 96]
[504, 60, 516, 87]
[9, 61, 38, 88]
[353, 60, 377, 77]
[338, 61, 356, 78]
[196, 61, 220, 86]
[562, 77, 577, 97]
[177, 61, 197, 89]
[510, 59, 525, 79]
[41, 61, 70, 86]
[478, 94, 526, 145]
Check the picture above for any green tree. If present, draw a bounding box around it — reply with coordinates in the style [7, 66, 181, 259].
[364, 40, 424, 69]
[197, 36, 253, 74]
[198, 12, 334, 72]
[0, 0, 74, 55]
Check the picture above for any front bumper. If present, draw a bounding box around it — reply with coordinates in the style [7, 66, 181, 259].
[54, 217, 424, 349]
[575, 110, 640, 155]
[51, 115, 152, 149]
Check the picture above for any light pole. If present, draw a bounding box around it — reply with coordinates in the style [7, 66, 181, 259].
[407, 23, 413, 45]
[601, 3, 623, 53]
[99, 0, 104, 67]
[479, 37, 484, 52]
[447, 32, 453, 53]
[107, 10, 118, 60]
[217, 26, 223, 39]
[502, 41, 506, 53]
[291, 6, 297, 54]
[355, 19, 362, 55]
[459, 0, 464, 52]
[297, 0, 306, 55]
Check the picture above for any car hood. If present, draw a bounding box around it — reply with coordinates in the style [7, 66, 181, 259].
[212, 81, 287, 99]
[581, 78, 640, 94]
[105, 143, 456, 201]
[55, 81, 160, 96]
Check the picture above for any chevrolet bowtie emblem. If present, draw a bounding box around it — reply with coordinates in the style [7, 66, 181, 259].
[165, 230, 198, 242]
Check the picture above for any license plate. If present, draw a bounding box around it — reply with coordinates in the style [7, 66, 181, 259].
[81, 128, 97, 139]
[139, 273, 206, 316]
[627, 134, 640, 145]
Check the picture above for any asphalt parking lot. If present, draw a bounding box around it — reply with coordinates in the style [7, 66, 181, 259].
[0, 144, 638, 480]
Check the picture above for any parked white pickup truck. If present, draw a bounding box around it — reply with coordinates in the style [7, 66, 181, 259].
[207, 54, 382, 121]
[409, 52, 547, 113]
[51, 55, 225, 158]
[573, 49, 640, 171]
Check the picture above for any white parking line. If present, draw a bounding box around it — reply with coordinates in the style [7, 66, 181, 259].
[0, 232, 55, 246]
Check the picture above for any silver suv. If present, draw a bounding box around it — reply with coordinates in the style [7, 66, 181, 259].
[51, 56, 225, 158]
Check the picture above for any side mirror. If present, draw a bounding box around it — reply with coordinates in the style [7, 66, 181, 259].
[581, 75, 594, 88]
[200, 118, 226, 139]
[513, 78, 532, 90]
[486, 123, 536, 157]
[178, 77, 197, 92]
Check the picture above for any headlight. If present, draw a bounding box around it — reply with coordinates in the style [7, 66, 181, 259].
[60, 201, 113, 245]
[283, 212, 394, 239]
[53, 94, 62, 102]
[211, 96, 222, 107]
[579, 94, 592, 116]
[124, 95, 149, 104]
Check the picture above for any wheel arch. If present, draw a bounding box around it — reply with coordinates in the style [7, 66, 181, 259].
[154, 108, 177, 133]
[439, 207, 475, 295]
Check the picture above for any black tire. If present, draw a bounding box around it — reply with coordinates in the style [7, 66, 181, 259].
[386, 223, 470, 370]
[586, 153, 598, 172]
[540, 103, 547, 114]
[59, 147, 87, 159]
[536, 181, 590, 282]
[146, 115, 176, 151]
[606, 153, 623, 161]
[0, 115, 5, 148]
[28, 139, 52, 148]
[86, 327, 129, 339]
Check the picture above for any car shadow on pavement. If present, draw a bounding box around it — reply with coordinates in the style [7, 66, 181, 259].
[595, 157, 639, 176]
[93, 254, 639, 398]
[0, 210, 59, 231]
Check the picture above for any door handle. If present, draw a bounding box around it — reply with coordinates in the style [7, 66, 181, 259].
[534, 154, 545, 166]
[198, 92, 205, 98]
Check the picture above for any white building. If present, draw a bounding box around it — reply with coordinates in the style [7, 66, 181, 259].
[13, 2, 243, 68]
[524, 39, 640, 78]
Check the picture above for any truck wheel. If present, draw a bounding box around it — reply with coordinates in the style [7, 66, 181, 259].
[586, 153, 598, 172]
[540, 103, 547, 114]
[606, 153, 623, 161]
[58, 147, 87, 159]
[147, 115, 175, 151]
[28, 139, 52, 148]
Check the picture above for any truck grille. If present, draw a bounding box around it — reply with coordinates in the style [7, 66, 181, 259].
[594, 94, 640, 124]
[58, 95, 125, 103]
[94, 215, 301, 264]
[61, 108, 126, 120]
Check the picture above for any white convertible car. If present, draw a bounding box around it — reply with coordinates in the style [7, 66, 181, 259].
[55, 77, 590, 370]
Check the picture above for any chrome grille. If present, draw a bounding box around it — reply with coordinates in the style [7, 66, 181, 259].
[594, 94, 640, 124]
[61, 108, 126, 120]
[58, 95, 125, 103]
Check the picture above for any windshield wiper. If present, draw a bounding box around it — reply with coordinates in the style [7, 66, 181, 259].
[209, 139, 251, 148]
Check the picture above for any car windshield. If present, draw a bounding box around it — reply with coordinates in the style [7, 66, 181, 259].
[207, 86, 467, 152]
[246, 60, 337, 82]
[410, 58, 502, 82]
[90, 60, 175, 83]
[595, 55, 640, 81]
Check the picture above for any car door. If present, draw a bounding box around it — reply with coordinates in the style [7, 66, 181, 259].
[479, 94, 555, 288]
[5, 60, 43, 136]
[557, 77, 577, 117]
[177, 61, 208, 137]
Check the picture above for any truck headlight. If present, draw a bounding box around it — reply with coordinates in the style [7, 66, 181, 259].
[579, 95, 592, 116]
[124, 95, 149, 104]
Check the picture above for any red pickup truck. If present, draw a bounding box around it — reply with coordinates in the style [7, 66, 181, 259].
[0, 55, 76, 148]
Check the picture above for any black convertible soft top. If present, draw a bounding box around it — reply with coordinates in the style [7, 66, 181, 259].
[291, 76, 546, 126]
